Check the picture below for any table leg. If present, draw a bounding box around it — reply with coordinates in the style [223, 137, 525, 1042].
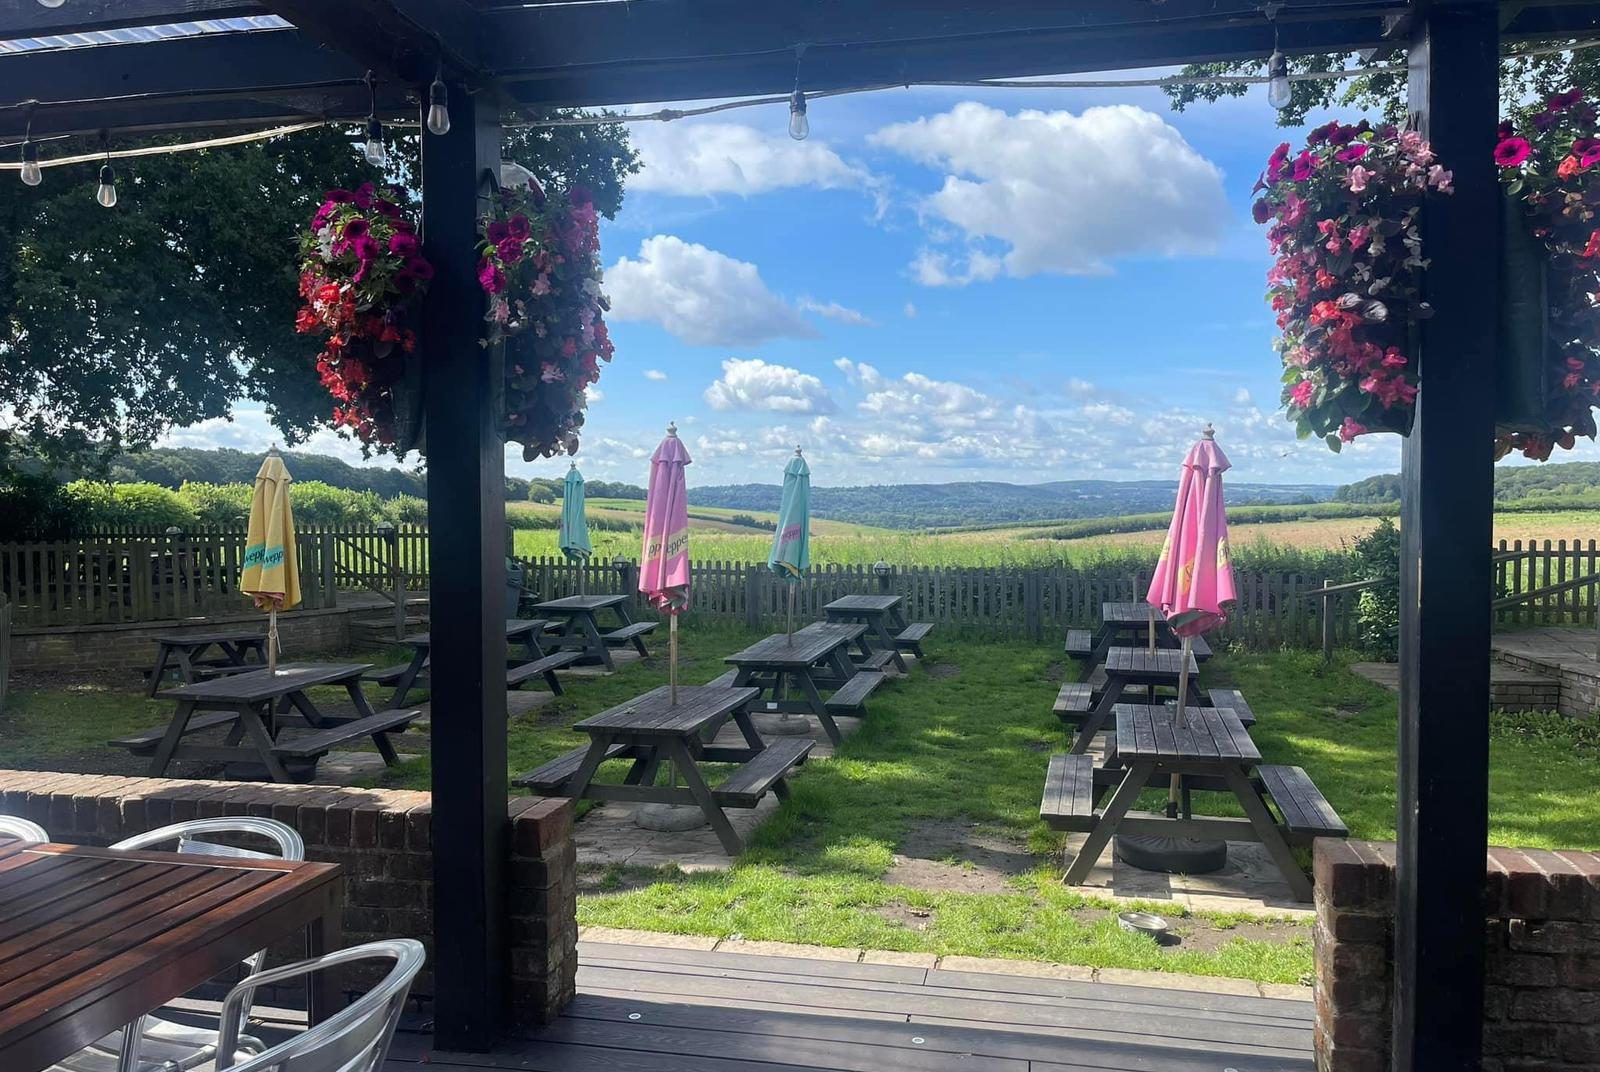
[217, 641, 249, 668]
[239, 705, 294, 782]
[1223, 766, 1314, 902]
[731, 706, 767, 751]
[1070, 676, 1124, 755]
[344, 678, 379, 720]
[574, 613, 613, 671]
[871, 613, 907, 672]
[825, 647, 856, 685]
[172, 647, 200, 686]
[795, 670, 841, 746]
[565, 732, 620, 799]
[148, 700, 198, 776]
[285, 689, 328, 728]
[147, 643, 172, 697]
[663, 737, 742, 855]
[390, 649, 428, 708]
[1063, 760, 1156, 885]
[305, 883, 341, 1026]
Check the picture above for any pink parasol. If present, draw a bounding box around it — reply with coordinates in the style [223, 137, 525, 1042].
[640, 422, 692, 702]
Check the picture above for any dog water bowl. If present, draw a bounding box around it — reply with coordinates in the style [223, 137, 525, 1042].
[1117, 911, 1170, 938]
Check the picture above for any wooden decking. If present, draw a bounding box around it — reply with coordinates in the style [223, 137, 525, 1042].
[389, 940, 1314, 1071]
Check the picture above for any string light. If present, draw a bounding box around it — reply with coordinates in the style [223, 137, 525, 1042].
[788, 44, 810, 141]
[1266, 7, 1293, 111]
[426, 64, 451, 136]
[95, 141, 116, 208]
[19, 115, 39, 186]
[35, 0, 66, 8]
[362, 71, 386, 167]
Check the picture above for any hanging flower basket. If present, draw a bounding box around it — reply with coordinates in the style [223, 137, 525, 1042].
[477, 174, 614, 461]
[296, 183, 431, 452]
[1253, 121, 1453, 452]
[1494, 90, 1600, 460]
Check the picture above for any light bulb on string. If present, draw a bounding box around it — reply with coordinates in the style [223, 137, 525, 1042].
[19, 139, 40, 186]
[788, 90, 809, 141]
[36, 0, 66, 8]
[426, 70, 451, 136]
[1267, 50, 1293, 110]
[96, 163, 116, 208]
[364, 116, 386, 167]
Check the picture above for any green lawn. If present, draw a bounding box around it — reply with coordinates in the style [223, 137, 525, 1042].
[3, 628, 1597, 985]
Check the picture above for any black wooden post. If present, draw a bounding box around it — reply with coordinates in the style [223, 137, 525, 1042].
[1396, 5, 1498, 1068]
[421, 84, 507, 1052]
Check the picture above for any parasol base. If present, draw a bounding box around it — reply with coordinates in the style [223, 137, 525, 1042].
[634, 804, 707, 832]
[752, 711, 812, 736]
[1114, 835, 1228, 875]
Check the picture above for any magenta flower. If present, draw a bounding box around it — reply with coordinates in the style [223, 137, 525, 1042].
[405, 256, 434, 281]
[342, 218, 370, 241]
[477, 259, 505, 294]
[1495, 137, 1532, 167]
[486, 220, 511, 244]
[352, 236, 380, 262]
[1289, 380, 1315, 409]
[1290, 151, 1317, 182]
[1335, 144, 1369, 163]
[1339, 417, 1368, 442]
[389, 232, 419, 257]
[496, 237, 525, 265]
[327, 189, 355, 204]
[1347, 165, 1372, 193]
[507, 214, 532, 240]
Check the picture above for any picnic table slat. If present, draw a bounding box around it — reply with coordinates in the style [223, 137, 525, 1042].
[575, 686, 759, 736]
[822, 594, 902, 614]
[530, 594, 629, 612]
[1112, 705, 1257, 765]
[155, 662, 373, 703]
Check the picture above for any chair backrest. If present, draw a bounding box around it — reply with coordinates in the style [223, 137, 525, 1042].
[217, 939, 425, 1072]
[0, 815, 47, 842]
[110, 817, 305, 861]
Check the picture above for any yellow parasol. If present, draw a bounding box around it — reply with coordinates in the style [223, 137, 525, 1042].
[240, 447, 301, 673]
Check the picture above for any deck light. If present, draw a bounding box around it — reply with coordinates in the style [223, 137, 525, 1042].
[426, 74, 451, 136]
[95, 162, 116, 208]
[36, 0, 66, 8]
[788, 90, 809, 141]
[19, 140, 40, 186]
[362, 71, 386, 167]
[1267, 49, 1293, 110]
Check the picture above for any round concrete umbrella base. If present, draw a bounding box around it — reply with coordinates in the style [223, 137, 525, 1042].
[634, 804, 707, 832]
[1114, 835, 1228, 874]
[752, 711, 813, 736]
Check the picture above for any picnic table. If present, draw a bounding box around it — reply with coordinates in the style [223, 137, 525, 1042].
[146, 630, 269, 697]
[0, 839, 341, 1072]
[1064, 601, 1213, 668]
[722, 622, 886, 745]
[1040, 703, 1347, 901]
[1053, 646, 1199, 754]
[372, 618, 582, 708]
[822, 594, 934, 666]
[513, 685, 812, 855]
[528, 594, 657, 671]
[113, 662, 418, 783]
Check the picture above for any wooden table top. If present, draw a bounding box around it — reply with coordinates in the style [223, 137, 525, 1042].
[1102, 601, 1164, 624]
[725, 628, 857, 668]
[1104, 646, 1198, 676]
[795, 621, 869, 643]
[531, 594, 629, 612]
[403, 619, 548, 648]
[0, 840, 339, 1072]
[157, 662, 372, 702]
[823, 594, 902, 614]
[1114, 704, 1260, 765]
[574, 685, 760, 738]
[150, 630, 267, 646]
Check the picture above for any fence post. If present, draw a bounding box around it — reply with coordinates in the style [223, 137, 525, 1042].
[385, 528, 405, 639]
[1321, 580, 1335, 662]
[1024, 570, 1042, 642]
[316, 532, 336, 610]
[745, 567, 762, 631]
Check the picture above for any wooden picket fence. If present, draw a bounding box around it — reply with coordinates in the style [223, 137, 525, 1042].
[3, 529, 1598, 648]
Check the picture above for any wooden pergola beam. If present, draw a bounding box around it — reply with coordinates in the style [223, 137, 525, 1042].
[0, 0, 268, 37]
[258, 0, 487, 85]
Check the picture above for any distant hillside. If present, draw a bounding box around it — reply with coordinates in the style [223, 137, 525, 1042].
[688, 479, 1336, 530]
[1337, 462, 1600, 507]
[111, 446, 531, 500]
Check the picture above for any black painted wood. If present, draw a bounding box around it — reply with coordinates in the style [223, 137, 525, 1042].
[421, 83, 506, 1054]
[575, 686, 759, 737]
[156, 662, 371, 702]
[1395, 4, 1497, 1069]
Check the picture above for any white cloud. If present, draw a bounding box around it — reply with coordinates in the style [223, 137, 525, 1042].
[644, 369, 668, 381]
[629, 122, 872, 196]
[797, 297, 876, 327]
[1233, 387, 1253, 405]
[607, 235, 815, 346]
[587, 388, 605, 404]
[903, 303, 917, 319]
[871, 102, 1227, 283]
[704, 358, 835, 414]
[1065, 378, 1097, 399]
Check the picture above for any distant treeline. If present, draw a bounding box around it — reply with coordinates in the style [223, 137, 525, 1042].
[1336, 461, 1600, 508]
[1020, 501, 1401, 543]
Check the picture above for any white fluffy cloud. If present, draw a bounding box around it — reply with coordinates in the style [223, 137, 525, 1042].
[797, 297, 875, 327]
[871, 102, 1228, 283]
[705, 358, 835, 414]
[644, 369, 668, 381]
[629, 122, 871, 196]
[607, 235, 816, 346]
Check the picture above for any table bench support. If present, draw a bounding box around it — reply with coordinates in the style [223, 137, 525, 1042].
[1062, 760, 1155, 885]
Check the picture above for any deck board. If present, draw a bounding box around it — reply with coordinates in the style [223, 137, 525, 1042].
[384, 941, 1313, 1072]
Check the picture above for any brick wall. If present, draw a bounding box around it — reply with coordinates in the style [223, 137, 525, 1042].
[1494, 650, 1600, 719]
[1490, 676, 1562, 713]
[1314, 839, 1600, 1071]
[0, 771, 576, 1027]
[10, 607, 354, 674]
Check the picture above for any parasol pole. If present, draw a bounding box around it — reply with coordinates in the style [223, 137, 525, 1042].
[669, 614, 679, 705]
[1167, 633, 1194, 818]
[268, 607, 278, 675]
[787, 582, 796, 645]
[1147, 607, 1156, 655]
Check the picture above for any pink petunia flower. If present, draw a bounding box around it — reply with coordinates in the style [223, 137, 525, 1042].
[1339, 417, 1368, 442]
[1347, 166, 1372, 193]
[1335, 144, 1369, 164]
[1289, 380, 1315, 409]
[1494, 137, 1532, 167]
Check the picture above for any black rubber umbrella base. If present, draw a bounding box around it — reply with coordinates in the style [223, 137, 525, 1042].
[1114, 835, 1228, 875]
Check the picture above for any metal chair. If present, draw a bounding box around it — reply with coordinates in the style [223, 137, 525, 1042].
[51, 819, 305, 1072]
[216, 939, 425, 1072]
[0, 814, 47, 841]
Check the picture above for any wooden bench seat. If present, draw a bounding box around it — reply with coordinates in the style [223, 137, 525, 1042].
[705, 669, 741, 688]
[1063, 628, 1094, 658]
[1257, 764, 1348, 840]
[713, 738, 813, 807]
[1189, 635, 1213, 661]
[824, 671, 886, 712]
[1052, 682, 1092, 723]
[507, 651, 584, 695]
[604, 621, 657, 655]
[894, 622, 933, 657]
[1206, 688, 1257, 727]
[514, 742, 633, 795]
[111, 711, 241, 755]
[858, 648, 898, 672]
[270, 709, 419, 761]
[365, 663, 415, 687]
[1039, 753, 1097, 832]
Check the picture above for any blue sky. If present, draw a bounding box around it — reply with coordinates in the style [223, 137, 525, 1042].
[169, 72, 1600, 489]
